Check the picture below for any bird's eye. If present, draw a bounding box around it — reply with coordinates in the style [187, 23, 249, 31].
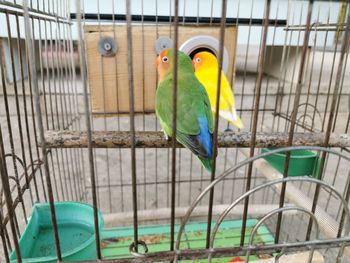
[195, 57, 201, 63]
[162, 56, 169, 63]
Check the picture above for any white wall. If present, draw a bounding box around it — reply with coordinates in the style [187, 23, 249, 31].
[0, 0, 345, 47]
[70, 0, 343, 47]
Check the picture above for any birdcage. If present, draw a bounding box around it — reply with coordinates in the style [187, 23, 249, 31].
[0, 0, 349, 262]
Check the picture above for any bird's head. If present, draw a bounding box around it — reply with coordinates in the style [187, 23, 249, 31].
[156, 48, 172, 80]
[192, 51, 218, 72]
[156, 48, 193, 80]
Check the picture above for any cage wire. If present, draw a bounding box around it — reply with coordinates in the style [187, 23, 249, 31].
[0, 0, 349, 262]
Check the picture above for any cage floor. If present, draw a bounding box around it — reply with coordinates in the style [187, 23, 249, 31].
[101, 219, 274, 262]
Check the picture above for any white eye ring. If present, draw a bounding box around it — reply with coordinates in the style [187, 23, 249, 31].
[162, 56, 169, 63]
[195, 57, 201, 63]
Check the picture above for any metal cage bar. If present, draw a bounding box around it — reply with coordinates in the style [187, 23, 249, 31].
[0, 0, 349, 262]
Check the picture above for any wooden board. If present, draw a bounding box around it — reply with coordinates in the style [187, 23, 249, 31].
[84, 25, 236, 116]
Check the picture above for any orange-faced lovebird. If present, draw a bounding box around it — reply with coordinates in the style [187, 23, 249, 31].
[155, 49, 214, 172]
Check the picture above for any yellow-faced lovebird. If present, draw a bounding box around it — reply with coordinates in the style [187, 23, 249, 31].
[156, 49, 214, 172]
[193, 51, 244, 129]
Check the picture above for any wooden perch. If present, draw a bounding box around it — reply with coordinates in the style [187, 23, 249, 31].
[43, 130, 350, 148]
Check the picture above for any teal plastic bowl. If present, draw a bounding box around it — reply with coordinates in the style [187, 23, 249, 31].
[10, 202, 104, 263]
[261, 148, 320, 177]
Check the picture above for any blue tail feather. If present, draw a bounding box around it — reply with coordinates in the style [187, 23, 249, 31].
[197, 117, 212, 158]
[197, 117, 213, 172]
[175, 116, 213, 172]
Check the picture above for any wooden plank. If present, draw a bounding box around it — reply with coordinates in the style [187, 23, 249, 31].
[84, 25, 236, 115]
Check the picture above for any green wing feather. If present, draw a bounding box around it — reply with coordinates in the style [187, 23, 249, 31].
[156, 77, 201, 135]
[156, 75, 213, 154]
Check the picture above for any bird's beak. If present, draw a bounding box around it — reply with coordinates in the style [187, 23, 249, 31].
[192, 59, 196, 70]
[156, 56, 161, 67]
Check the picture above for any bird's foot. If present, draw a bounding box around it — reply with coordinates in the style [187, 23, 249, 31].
[224, 127, 233, 133]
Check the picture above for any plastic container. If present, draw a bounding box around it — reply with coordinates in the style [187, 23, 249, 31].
[261, 148, 320, 177]
[10, 202, 104, 263]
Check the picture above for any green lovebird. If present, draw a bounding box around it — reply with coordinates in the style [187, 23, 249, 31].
[155, 48, 214, 172]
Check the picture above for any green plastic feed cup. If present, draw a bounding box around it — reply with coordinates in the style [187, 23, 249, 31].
[261, 148, 320, 177]
[10, 202, 104, 263]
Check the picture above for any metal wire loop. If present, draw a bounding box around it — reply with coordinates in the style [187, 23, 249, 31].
[210, 177, 349, 249]
[129, 240, 149, 258]
[176, 146, 350, 251]
[275, 246, 287, 263]
[4, 154, 25, 169]
[245, 206, 320, 263]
